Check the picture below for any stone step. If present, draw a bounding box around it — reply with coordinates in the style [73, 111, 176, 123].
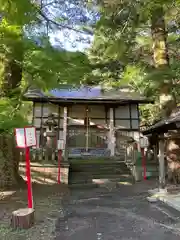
[70, 164, 129, 172]
[155, 201, 180, 221]
[70, 164, 127, 169]
[69, 173, 132, 179]
[70, 170, 131, 175]
[69, 177, 133, 185]
[69, 160, 132, 185]
[69, 174, 133, 185]
[69, 183, 98, 189]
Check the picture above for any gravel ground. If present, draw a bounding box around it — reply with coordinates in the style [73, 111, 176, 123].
[2, 180, 180, 240]
[54, 181, 180, 240]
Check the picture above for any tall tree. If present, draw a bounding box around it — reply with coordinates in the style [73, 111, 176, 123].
[0, 0, 37, 97]
[89, 0, 180, 184]
[150, 3, 180, 184]
[0, 0, 37, 187]
[89, 0, 180, 121]
[0, 0, 93, 188]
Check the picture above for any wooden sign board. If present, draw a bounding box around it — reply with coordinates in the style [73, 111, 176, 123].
[15, 127, 37, 148]
[57, 139, 64, 150]
[139, 137, 149, 148]
[15, 128, 26, 148]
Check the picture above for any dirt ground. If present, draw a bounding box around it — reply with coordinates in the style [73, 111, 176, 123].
[0, 183, 69, 240]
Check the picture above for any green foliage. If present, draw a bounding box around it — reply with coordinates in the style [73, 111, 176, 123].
[0, 0, 179, 130]
[0, 0, 37, 25]
[23, 37, 92, 90]
[0, 98, 29, 133]
[0, 0, 93, 133]
[88, 0, 180, 124]
[140, 104, 160, 126]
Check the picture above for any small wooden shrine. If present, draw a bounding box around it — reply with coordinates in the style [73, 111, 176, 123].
[24, 85, 151, 184]
[142, 107, 180, 188]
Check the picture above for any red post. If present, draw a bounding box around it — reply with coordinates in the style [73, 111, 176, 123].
[141, 148, 147, 180]
[58, 150, 62, 184]
[25, 147, 33, 208]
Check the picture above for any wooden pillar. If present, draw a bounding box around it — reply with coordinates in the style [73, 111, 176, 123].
[159, 134, 166, 189]
[61, 106, 70, 184]
[109, 107, 115, 156]
[63, 106, 68, 161]
[85, 105, 89, 152]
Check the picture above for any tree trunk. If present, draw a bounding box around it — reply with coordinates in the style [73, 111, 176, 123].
[151, 6, 176, 117]
[0, 28, 24, 188]
[11, 208, 35, 229]
[0, 135, 24, 189]
[151, 7, 179, 184]
[151, 7, 169, 68]
[1, 58, 22, 97]
[166, 134, 180, 184]
[1, 38, 23, 98]
[0, 135, 17, 188]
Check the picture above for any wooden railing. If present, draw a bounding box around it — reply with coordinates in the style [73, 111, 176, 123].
[67, 128, 108, 149]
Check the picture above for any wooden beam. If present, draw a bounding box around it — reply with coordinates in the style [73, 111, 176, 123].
[136, 104, 140, 131]
[129, 104, 132, 129]
[109, 107, 115, 156]
[57, 105, 61, 140]
[39, 103, 44, 148]
[63, 106, 68, 160]
[105, 105, 108, 126]
[85, 105, 89, 151]
[158, 133, 166, 189]
[32, 102, 35, 125]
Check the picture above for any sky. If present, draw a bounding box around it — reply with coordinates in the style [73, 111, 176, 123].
[44, 0, 97, 52]
[49, 29, 93, 52]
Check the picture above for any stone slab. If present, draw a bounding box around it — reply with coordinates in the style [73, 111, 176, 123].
[148, 188, 180, 212]
[158, 194, 180, 212]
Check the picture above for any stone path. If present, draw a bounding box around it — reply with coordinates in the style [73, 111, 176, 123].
[54, 182, 180, 240]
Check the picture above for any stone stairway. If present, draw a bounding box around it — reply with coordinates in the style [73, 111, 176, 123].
[69, 159, 134, 186]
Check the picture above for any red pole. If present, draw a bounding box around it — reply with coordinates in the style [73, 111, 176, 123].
[141, 148, 147, 180]
[58, 150, 62, 184]
[25, 147, 33, 208]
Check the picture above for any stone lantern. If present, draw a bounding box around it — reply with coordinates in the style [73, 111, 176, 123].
[43, 114, 58, 161]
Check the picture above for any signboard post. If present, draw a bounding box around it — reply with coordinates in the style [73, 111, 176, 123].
[15, 127, 37, 209]
[141, 148, 147, 180]
[139, 137, 149, 180]
[57, 140, 64, 184]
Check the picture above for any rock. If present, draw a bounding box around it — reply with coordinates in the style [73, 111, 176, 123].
[147, 196, 158, 203]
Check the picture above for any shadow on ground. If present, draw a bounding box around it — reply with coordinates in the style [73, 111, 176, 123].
[54, 180, 180, 240]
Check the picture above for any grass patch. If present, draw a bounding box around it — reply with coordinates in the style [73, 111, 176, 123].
[0, 184, 69, 240]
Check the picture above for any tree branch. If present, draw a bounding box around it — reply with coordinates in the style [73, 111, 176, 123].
[38, 9, 93, 35]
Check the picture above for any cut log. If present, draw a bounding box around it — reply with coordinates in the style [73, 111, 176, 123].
[11, 208, 35, 229]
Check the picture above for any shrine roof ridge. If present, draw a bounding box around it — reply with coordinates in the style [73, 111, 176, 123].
[24, 85, 153, 104]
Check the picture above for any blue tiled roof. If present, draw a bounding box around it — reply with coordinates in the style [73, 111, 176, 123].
[49, 86, 101, 99]
[24, 85, 152, 103]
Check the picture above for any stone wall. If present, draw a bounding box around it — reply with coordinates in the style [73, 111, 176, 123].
[19, 162, 69, 185]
